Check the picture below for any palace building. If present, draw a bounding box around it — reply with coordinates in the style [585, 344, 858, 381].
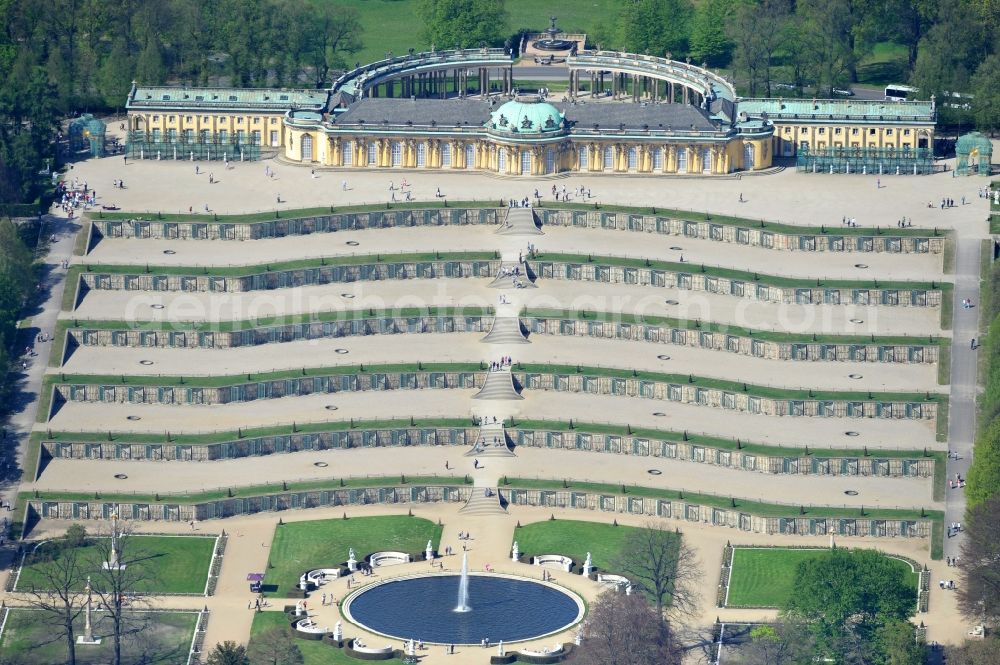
[125, 45, 937, 176]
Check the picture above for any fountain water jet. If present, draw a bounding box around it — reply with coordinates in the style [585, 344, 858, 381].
[454, 551, 471, 612]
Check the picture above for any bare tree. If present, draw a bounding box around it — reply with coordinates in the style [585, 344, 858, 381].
[87, 519, 158, 665]
[724, 622, 817, 665]
[576, 590, 680, 665]
[248, 626, 304, 665]
[958, 495, 1000, 627]
[19, 525, 90, 665]
[613, 521, 701, 622]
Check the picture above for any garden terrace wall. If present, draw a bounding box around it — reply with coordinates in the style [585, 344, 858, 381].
[26, 486, 931, 541]
[52, 371, 938, 420]
[524, 317, 938, 364]
[55, 370, 485, 407]
[512, 429, 935, 478]
[28, 484, 470, 522]
[42, 426, 481, 461]
[68, 315, 492, 351]
[67, 316, 938, 364]
[91, 207, 501, 240]
[533, 210, 943, 253]
[510, 372, 937, 419]
[90, 208, 943, 255]
[79, 259, 497, 293]
[529, 260, 942, 307]
[502, 488, 932, 539]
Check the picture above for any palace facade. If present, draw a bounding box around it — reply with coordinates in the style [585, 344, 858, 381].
[125, 48, 936, 176]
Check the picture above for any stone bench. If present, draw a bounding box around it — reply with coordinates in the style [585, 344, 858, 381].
[306, 568, 341, 587]
[351, 640, 394, 656]
[294, 618, 327, 636]
[597, 573, 632, 593]
[533, 554, 573, 572]
[369, 551, 411, 567]
[520, 644, 565, 657]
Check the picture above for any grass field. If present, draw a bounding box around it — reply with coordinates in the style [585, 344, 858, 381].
[265, 515, 443, 595]
[725, 547, 919, 608]
[0, 609, 198, 665]
[513, 519, 654, 571]
[251, 611, 403, 664]
[327, 0, 620, 66]
[16, 535, 215, 595]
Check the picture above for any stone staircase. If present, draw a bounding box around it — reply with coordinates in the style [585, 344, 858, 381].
[473, 369, 523, 400]
[497, 208, 543, 236]
[481, 316, 529, 344]
[465, 423, 515, 457]
[459, 486, 507, 515]
[487, 263, 537, 289]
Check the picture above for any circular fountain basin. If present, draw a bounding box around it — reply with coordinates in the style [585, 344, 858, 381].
[342, 572, 583, 645]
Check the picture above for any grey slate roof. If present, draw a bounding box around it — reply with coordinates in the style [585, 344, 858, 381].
[333, 98, 493, 127]
[331, 97, 720, 132]
[559, 101, 717, 131]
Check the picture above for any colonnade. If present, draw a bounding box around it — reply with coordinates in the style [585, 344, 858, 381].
[365, 67, 515, 99]
[567, 70, 704, 106]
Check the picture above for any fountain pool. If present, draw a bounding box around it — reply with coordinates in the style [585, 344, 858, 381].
[342, 572, 584, 645]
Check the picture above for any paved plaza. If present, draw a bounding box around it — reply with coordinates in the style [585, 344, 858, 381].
[1, 145, 992, 663]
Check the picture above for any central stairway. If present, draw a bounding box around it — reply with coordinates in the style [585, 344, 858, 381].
[473, 368, 523, 400]
[481, 316, 529, 344]
[465, 422, 515, 457]
[497, 208, 543, 236]
[459, 486, 507, 515]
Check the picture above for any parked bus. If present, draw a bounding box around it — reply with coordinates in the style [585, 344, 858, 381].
[885, 84, 919, 101]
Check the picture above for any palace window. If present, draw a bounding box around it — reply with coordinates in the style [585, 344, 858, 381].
[236, 130, 245, 142]
[185, 116, 192, 122]
[603, 145, 614, 170]
[545, 148, 555, 174]
[869, 128, 876, 135]
[441, 143, 452, 166]
[269, 130, 278, 147]
[271, 118, 277, 124]
[253, 118, 260, 124]
[203, 116, 209, 122]
[627, 147, 638, 170]
[578, 146, 588, 168]
[818, 128, 826, 134]
[237, 118, 243, 124]
[498, 148, 507, 172]
[835, 128, 842, 135]
[886, 129, 894, 136]
[677, 149, 688, 173]
[169, 116, 175, 122]
[851, 128, 859, 135]
[701, 147, 711, 173]
[152, 128, 162, 141]
[199, 129, 209, 143]
[391, 142, 402, 166]
[416, 143, 427, 166]
[903, 129, 911, 136]
[219, 129, 228, 142]
[152, 115, 159, 122]
[465, 143, 475, 167]
[183, 129, 193, 142]
[251, 130, 260, 143]
[368, 142, 378, 165]
[342, 141, 354, 165]
[653, 147, 663, 171]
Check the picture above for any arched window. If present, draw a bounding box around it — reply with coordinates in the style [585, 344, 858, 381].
[520, 150, 531, 174]
[627, 147, 638, 170]
[301, 134, 313, 162]
[441, 143, 452, 167]
[368, 142, 378, 165]
[677, 149, 688, 173]
[702, 148, 712, 173]
[578, 146, 588, 169]
[416, 143, 426, 167]
[391, 142, 402, 166]
[465, 144, 475, 168]
[603, 145, 614, 170]
[340, 140, 352, 165]
[545, 148, 556, 174]
[743, 143, 755, 170]
[653, 148, 664, 171]
[498, 147, 506, 172]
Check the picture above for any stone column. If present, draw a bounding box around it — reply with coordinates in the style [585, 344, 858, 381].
[683, 86, 690, 105]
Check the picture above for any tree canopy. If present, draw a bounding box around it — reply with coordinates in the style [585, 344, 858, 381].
[417, 0, 507, 50]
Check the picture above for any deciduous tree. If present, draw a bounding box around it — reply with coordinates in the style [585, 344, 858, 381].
[417, 0, 506, 50]
[248, 626, 303, 665]
[613, 521, 700, 622]
[576, 591, 680, 665]
[958, 495, 1000, 626]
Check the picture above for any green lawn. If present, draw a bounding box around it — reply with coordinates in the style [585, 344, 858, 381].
[726, 547, 919, 608]
[265, 516, 443, 596]
[0, 609, 198, 665]
[513, 519, 649, 571]
[317, 0, 620, 67]
[16, 535, 215, 595]
[250, 611, 403, 665]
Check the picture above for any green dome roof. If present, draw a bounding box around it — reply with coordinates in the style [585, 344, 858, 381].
[487, 99, 564, 135]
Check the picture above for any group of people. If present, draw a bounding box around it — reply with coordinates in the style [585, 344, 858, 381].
[488, 356, 513, 371]
[55, 179, 96, 216]
[895, 218, 914, 227]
